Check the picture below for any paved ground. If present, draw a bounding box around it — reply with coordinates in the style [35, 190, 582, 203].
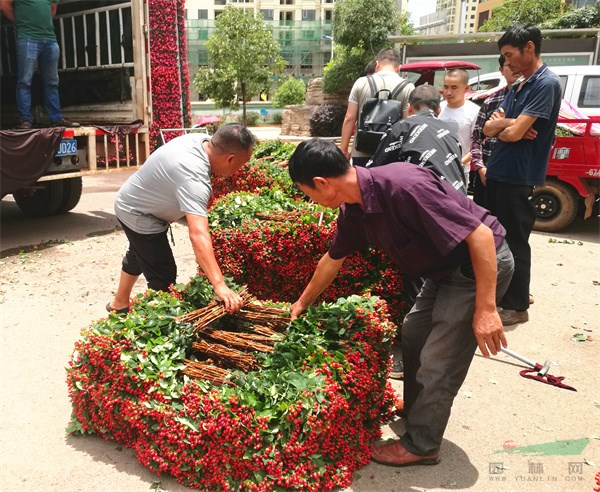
[1, 166, 599, 492]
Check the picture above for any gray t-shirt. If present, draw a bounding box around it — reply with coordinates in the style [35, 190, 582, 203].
[115, 133, 212, 234]
[349, 71, 414, 158]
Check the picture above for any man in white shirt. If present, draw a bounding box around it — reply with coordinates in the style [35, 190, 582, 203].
[340, 48, 414, 167]
[439, 69, 480, 178]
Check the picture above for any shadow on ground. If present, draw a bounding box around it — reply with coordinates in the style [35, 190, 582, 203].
[0, 201, 119, 258]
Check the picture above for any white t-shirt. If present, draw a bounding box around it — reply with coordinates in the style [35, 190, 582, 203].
[439, 100, 480, 165]
[115, 133, 213, 234]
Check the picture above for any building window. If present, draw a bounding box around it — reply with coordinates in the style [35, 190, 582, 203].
[280, 0, 294, 5]
[197, 9, 208, 19]
[215, 10, 223, 18]
[302, 9, 315, 21]
[301, 51, 312, 68]
[280, 11, 293, 21]
[301, 29, 315, 40]
[260, 9, 274, 20]
[214, 0, 226, 4]
[183, 9, 187, 19]
[199, 29, 209, 40]
[198, 51, 208, 65]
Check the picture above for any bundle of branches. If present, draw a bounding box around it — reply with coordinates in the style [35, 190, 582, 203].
[175, 288, 252, 332]
[203, 328, 275, 353]
[237, 302, 289, 331]
[182, 359, 233, 386]
[256, 210, 306, 222]
[192, 340, 257, 371]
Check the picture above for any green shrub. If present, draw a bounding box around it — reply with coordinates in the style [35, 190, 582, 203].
[310, 104, 346, 137]
[272, 112, 283, 125]
[272, 77, 306, 108]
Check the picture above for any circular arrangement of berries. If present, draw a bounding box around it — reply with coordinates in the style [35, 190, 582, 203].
[67, 276, 399, 491]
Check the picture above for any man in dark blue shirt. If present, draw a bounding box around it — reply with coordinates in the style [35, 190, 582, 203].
[287, 139, 514, 467]
[484, 24, 561, 326]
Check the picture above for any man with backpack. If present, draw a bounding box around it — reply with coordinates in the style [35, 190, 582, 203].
[340, 48, 414, 167]
[367, 84, 467, 194]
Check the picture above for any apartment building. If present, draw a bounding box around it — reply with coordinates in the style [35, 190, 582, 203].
[185, 0, 408, 100]
[417, 0, 480, 35]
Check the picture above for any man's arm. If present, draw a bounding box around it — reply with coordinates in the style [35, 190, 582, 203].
[51, 2, 57, 16]
[470, 104, 488, 170]
[464, 223, 506, 357]
[340, 102, 358, 160]
[1, 0, 14, 21]
[484, 109, 538, 142]
[290, 252, 345, 319]
[186, 213, 243, 313]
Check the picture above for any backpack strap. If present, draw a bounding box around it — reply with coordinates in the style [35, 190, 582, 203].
[366, 75, 378, 98]
[390, 79, 410, 100]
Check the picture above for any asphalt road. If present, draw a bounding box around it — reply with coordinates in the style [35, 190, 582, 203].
[2, 168, 598, 257]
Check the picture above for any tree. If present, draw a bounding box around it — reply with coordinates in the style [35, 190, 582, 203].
[479, 0, 569, 32]
[272, 77, 306, 108]
[542, 1, 600, 29]
[192, 7, 285, 124]
[322, 0, 413, 93]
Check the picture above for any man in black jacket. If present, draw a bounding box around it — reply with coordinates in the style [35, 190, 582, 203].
[367, 84, 467, 195]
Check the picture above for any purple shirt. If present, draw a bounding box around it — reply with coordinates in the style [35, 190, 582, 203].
[329, 164, 506, 280]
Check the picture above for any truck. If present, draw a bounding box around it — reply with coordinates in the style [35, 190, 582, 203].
[0, 1, 151, 216]
[532, 117, 600, 233]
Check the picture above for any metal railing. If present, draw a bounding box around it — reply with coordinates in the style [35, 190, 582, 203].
[0, 2, 133, 76]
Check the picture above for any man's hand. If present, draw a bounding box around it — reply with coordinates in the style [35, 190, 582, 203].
[290, 300, 308, 320]
[477, 166, 487, 186]
[472, 307, 507, 357]
[523, 127, 538, 140]
[489, 107, 505, 121]
[213, 284, 244, 314]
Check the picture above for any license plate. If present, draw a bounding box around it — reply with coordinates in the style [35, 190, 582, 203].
[55, 139, 77, 157]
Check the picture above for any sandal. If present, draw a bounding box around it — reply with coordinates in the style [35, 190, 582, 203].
[106, 302, 129, 315]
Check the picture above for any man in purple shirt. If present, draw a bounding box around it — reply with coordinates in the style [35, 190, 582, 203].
[288, 139, 514, 467]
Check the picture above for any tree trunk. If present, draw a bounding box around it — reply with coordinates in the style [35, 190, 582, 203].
[241, 82, 247, 126]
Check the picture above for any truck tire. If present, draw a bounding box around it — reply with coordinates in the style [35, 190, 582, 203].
[532, 180, 579, 233]
[13, 180, 64, 217]
[57, 177, 83, 213]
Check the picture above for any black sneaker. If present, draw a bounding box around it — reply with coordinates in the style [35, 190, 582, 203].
[16, 120, 33, 130]
[51, 119, 80, 128]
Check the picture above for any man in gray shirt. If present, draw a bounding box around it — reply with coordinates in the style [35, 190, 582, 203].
[107, 124, 256, 315]
[340, 48, 414, 167]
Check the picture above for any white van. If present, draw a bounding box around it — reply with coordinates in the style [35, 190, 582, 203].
[468, 65, 600, 116]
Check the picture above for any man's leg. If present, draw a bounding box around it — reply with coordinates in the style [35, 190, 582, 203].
[473, 171, 486, 207]
[109, 269, 139, 311]
[487, 180, 535, 312]
[15, 39, 39, 124]
[109, 223, 177, 309]
[401, 243, 514, 455]
[38, 40, 63, 123]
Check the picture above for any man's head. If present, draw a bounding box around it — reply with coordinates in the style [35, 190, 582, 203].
[375, 48, 401, 72]
[442, 69, 469, 109]
[408, 84, 441, 115]
[498, 54, 521, 86]
[497, 24, 542, 77]
[288, 138, 351, 208]
[208, 124, 256, 176]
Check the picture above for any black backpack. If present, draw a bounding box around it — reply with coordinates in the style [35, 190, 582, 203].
[354, 75, 410, 154]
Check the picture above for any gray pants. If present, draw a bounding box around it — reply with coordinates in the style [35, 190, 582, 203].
[400, 241, 514, 455]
